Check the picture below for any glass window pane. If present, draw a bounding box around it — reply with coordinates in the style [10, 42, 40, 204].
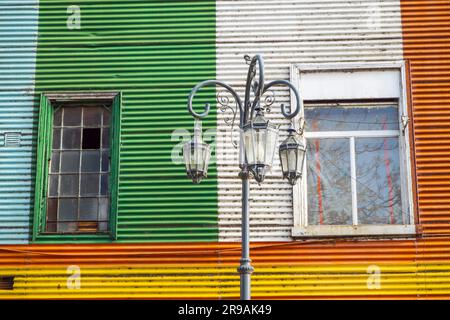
[82, 128, 101, 149]
[52, 128, 61, 149]
[83, 107, 102, 127]
[305, 105, 399, 131]
[99, 198, 109, 221]
[79, 198, 98, 220]
[54, 108, 62, 126]
[50, 152, 60, 173]
[102, 128, 110, 148]
[46, 198, 58, 223]
[356, 137, 404, 224]
[48, 174, 58, 197]
[60, 151, 80, 173]
[100, 174, 109, 195]
[307, 138, 352, 225]
[58, 198, 78, 221]
[80, 174, 99, 196]
[101, 150, 109, 172]
[103, 109, 111, 125]
[46, 222, 57, 232]
[63, 107, 82, 126]
[81, 150, 100, 172]
[62, 128, 81, 149]
[60, 174, 79, 196]
[98, 222, 108, 232]
[58, 222, 77, 233]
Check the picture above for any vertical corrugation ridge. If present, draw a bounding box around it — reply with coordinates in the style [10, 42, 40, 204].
[400, 0, 450, 235]
[0, 0, 39, 244]
[34, 0, 218, 242]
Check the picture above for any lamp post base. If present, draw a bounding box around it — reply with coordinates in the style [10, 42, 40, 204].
[238, 258, 254, 300]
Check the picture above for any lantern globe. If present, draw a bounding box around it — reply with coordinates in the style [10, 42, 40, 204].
[279, 127, 306, 186]
[243, 110, 279, 184]
[183, 119, 211, 184]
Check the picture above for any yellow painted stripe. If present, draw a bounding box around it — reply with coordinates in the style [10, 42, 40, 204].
[1, 263, 450, 299]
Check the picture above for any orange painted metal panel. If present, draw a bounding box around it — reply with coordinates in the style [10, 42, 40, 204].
[0, 241, 450, 298]
[401, 0, 450, 235]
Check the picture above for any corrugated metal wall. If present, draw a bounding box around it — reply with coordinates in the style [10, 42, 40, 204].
[216, 0, 405, 241]
[34, 0, 218, 242]
[0, 0, 39, 244]
[2, 240, 450, 299]
[400, 0, 450, 235]
[1, 0, 450, 300]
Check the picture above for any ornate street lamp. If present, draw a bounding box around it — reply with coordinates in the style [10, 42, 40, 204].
[242, 108, 278, 184]
[183, 119, 211, 184]
[279, 125, 307, 186]
[183, 54, 305, 300]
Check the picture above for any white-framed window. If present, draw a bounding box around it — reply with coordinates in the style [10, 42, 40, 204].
[290, 62, 415, 237]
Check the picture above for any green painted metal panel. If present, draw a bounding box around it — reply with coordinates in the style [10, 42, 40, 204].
[34, 0, 217, 243]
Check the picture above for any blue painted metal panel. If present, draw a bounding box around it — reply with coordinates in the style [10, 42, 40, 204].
[0, 1, 39, 243]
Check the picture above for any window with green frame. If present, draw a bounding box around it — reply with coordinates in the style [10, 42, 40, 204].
[33, 92, 121, 241]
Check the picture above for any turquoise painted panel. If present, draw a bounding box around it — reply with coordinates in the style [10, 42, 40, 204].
[0, 1, 39, 243]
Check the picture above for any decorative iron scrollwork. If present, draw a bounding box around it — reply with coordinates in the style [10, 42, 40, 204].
[187, 54, 302, 127]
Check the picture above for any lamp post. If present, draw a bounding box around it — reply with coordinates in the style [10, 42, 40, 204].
[183, 54, 306, 300]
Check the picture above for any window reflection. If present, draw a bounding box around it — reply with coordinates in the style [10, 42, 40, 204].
[356, 138, 403, 224]
[305, 103, 406, 227]
[307, 138, 352, 225]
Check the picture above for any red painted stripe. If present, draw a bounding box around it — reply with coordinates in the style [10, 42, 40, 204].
[382, 119, 395, 224]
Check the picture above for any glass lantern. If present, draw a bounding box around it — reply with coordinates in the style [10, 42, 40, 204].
[183, 119, 211, 184]
[242, 109, 279, 184]
[279, 126, 306, 186]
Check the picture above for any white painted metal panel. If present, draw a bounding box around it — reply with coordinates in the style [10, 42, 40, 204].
[0, 0, 39, 243]
[216, 0, 404, 241]
[299, 69, 400, 100]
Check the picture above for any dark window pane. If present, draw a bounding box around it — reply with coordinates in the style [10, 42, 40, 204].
[305, 105, 399, 131]
[100, 174, 109, 195]
[63, 107, 82, 126]
[79, 198, 98, 220]
[58, 198, 78, 221]
[102, 128, 110, 148]
[50, 152, 60, 173]
[356, 137, 404, 224]
[46, 198, 58, 223]
[48, 174, 58, 197]
[52, 128, 61, 149]
[60, 174, 79, 196]
[101, 150, 109, 172]
[60, 151, 80, 173]
[83, 107, 102, 127]
[46, 222, 57, 232]
[54, 108, 62, 126]
[81, 150, 100, 172]
[82, 128, 101, 149]
[307, 138, 352, 225]
[58, 222, 77, 233]
[99, 198, 109, 221]
[62, 128, 81, 149]
[103, 109, 111, 125]
[98, 222, 108, 232]
[80, 174, 99, 196]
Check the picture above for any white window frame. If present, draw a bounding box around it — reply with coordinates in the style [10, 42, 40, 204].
[290, 62, 416, 237]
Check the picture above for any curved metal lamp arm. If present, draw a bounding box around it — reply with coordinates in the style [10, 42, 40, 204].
[187, 79, 244, 122]
[263, 79, 302, 119]
[244, 54, 265, 123]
